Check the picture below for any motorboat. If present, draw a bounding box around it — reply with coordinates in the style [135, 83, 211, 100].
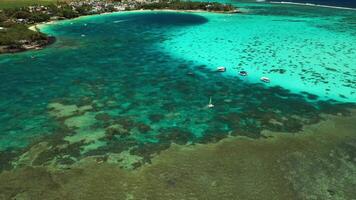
[217, 67, 226, 72]
[239, 71, 248, 76]
[260, 77, 270, 83]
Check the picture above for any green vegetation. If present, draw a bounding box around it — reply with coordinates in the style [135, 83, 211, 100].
[0, 0, 56, 9]
[0, 23, 45, 46]
[0, 0, 237, 53]
[0, 2, 86, 47]
[1, 3, 84, 21]
[139, 0, 236, 12]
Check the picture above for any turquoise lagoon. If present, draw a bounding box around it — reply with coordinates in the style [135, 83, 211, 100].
[161, 4, 356, 101]
[0, 2, 355, 169]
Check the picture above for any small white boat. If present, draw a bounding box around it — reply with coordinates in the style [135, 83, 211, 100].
[187, 72, 194, 76]
[81, 34, 86, 37]
[239, 71, 248, 76]
[217, 67, 226, 72]
[260, 77, 270, 83]
[207, 97, 214, 108]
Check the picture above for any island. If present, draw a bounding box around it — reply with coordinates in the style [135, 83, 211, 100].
[0, 0, 239, 54]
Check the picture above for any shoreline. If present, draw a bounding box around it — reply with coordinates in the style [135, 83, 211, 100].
[31, 8, 240, 29]
[1, 8, 239, 55]
[0, 36, 56, 54]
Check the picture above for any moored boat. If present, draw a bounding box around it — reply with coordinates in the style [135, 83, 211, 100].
[239, 71, 248, 76]
[260, 77, 270, 83]
[207, 97, 214, 108]
[217, 67, 226, 72]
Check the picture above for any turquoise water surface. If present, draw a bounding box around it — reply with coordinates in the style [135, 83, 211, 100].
[0, 2, 355, 169]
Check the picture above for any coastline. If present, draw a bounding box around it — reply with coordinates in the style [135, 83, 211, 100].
[2, 0, 355, 55]
[0, 8, 239, 55]
[0, 36, 56, 54]
[32, 8, 240, 27]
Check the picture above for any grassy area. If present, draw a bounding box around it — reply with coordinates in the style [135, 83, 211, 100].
[0, 24, 46, 45]
[0, 0, 57, 9]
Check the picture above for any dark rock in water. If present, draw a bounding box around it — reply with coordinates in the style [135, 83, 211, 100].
[137, 123, 151, 133]
[114, 117, 136, 130]
[285, 100, 318, 114]
[95, 113, 112, 122]
[262, 119, 284, 132]
[32, 142, 84, 166]
[307, 94, 318, 100]
[149, 114, 164, 123]
[162, 102, 176, 112]
[105, 124, 129, 139]
[88, 139, 138, 156]
[157, 128, 193, 145]
[0, 150, 18, 172]
[130, 142, 171, 163]
[300, 91, 319, 100]
[34, 126, 75, 147]
[32, 148, 59, 166]
[282, 118, 303, 132]
[318, 102, 353, 116]
[269, 68, 286, 74]
[339, 94, 347, 99]
[199, 130, 228, 144]
[56, 157, 76, 166]
[325, 67, 338, 72]
[131, 161, 143, 169]
[230, 129, 262, 139]
[77, 97, 93, 107]
[217, 113, 241, 129]
[104, 132, 115, 141]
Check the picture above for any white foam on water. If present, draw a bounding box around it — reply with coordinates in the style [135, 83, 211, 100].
[269, 1, 356, 11]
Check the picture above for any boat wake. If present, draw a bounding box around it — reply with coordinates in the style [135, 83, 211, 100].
[113, 19, 130, 23]
[268, 1, 356, 10]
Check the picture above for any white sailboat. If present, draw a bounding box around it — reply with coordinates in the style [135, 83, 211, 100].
[207, 97, 214, 108]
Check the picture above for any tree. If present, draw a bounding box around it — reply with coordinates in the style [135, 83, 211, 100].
[30, 13, 50, 23]
[0, 13, 7, 23]
[13, 10, 31, 19]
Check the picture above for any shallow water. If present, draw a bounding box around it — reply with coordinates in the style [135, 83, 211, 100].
[1, 112, 356, 199]
[268, 0, 356, 9]
[161, 7, 356, 101]
[0, 3, 355, 171]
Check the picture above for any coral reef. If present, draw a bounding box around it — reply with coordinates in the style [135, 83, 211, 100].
[0, 111, 355, 199]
